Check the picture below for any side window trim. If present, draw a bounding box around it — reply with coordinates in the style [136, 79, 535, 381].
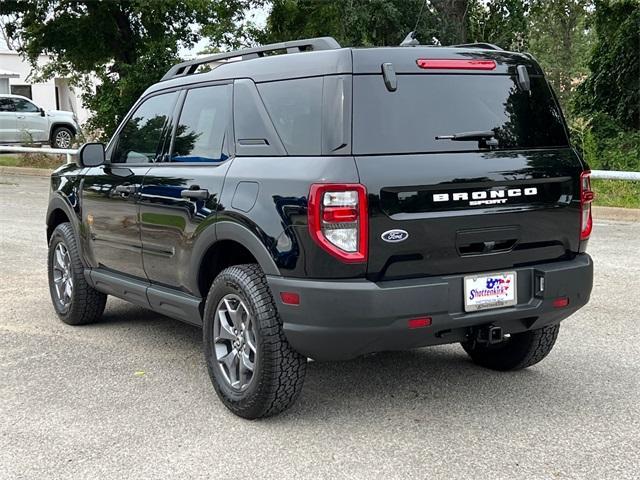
[161, 89, 186, 162]
[166, 89, 187, 161]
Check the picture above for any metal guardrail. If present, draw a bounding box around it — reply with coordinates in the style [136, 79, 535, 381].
[591, 170, 640, 181]
[1, 145, 639, 180]
[0, 145, 77, 164]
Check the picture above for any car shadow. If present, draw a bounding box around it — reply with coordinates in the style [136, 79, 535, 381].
[95, 299, 589, 423]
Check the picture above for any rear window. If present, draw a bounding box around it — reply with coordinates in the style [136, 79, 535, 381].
[352, 74, 568, 154]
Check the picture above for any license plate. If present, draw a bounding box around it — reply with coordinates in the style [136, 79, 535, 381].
[464, 271, 517, 312]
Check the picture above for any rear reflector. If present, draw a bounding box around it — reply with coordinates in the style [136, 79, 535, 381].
[416, 59, 497, 70]
[408, 317, 432, 329]
[552, 297, 569, 308]
[280, 292, 300, 306]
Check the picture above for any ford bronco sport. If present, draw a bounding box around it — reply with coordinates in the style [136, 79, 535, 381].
[46, 37, 594, 419]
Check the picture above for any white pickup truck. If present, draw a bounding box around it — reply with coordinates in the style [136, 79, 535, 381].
[0, 94, 79, 148]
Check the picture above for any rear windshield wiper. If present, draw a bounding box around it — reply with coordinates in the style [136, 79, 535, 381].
[435, 130, 496, 141]
[435, 130, 499, 149]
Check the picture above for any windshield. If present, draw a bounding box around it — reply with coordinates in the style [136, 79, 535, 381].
[352, 74, 569, 154]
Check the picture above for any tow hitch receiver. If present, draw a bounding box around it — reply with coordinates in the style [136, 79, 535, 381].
[476, 325, 504, 344]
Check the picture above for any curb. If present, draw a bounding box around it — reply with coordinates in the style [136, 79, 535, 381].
[0, 166, 53, 177]
[593, 206, 640, 223]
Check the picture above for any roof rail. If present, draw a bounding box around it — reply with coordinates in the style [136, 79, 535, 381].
[450, 42, 503, 51]
[161, 37, 341, 81]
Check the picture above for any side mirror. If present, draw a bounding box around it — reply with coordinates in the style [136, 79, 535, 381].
[78, 142, 106, 167]
[39, 107, 46, 117]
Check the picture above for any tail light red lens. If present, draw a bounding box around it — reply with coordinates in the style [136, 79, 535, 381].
[416, 59, 497, 70]
[322, 207, 358, 223]
[308, 184, 368, 263]
[580, 171, 594, 240]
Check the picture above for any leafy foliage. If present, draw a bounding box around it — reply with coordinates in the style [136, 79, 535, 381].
[528, 0, 593, 110]
[574, 0, 639, 131]
[258, 0, 471, 47]
[467, 0, 530, 51]
[571, 115, 640, 171]
[0, 0, 254, 138]
[571, 0, 639, 173]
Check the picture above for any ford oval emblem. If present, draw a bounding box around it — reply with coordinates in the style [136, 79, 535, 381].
[381, 229, 409, 243]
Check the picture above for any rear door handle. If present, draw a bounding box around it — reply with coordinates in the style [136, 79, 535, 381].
[114, 185, 137, 195]
[181, 188, 209, 200]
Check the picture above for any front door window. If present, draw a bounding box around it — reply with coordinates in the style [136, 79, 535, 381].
[111, 92, 178, 164]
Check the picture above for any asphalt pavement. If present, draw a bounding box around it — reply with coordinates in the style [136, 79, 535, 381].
[1, 174, 639, 480]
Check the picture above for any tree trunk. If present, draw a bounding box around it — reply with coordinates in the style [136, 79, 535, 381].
[431, 0, 470, 43]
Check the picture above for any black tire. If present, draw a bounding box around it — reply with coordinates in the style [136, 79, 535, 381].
[203, 264, 307, 419]
[461, 324, 560, 371]
[47, 222, 107, 325]
[51, 126, 74, 149]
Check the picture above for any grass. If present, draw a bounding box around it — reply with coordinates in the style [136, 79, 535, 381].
[0, 155, 20, 167]
[0, 153, 65, 169]
[592, 179, 640, 209]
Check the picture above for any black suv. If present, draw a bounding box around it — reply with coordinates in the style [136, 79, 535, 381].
[46, 37, 594, 418]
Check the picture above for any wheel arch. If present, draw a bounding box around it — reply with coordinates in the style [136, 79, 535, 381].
[46, 208, 70, 241]
[49, 122, 77, 140]
[46, 196, 79, 241]
[191, 221, 280, 298]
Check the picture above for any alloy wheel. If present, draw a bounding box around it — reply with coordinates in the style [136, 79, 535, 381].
[55, 130, 72, 148]
[52, 242, 73, 312]
[213, 294, 258, 391]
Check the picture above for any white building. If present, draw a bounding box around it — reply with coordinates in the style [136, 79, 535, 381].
[0, 49, 91, 124]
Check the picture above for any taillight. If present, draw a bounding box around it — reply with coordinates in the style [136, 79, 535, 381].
[416, 59, 497, 70]
[308, 184, 368, 263]
[580, 171, 595, 240]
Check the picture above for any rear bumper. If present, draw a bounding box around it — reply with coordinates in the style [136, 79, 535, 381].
[267, 254, 593, 361]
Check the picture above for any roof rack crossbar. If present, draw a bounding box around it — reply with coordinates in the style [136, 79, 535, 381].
[161, 37, 341, 81]
[450, 42, 503, 51]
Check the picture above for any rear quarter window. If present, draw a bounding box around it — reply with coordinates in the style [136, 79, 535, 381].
[257, 77, 323, 155]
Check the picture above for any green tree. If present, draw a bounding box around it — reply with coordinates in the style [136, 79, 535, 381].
[0, 0, 254, 139]
[468, 0, 529, 51]
[573, 0, 639, 171]
[528, 0, 593, 111]
[574, 0, 639, 130]
[258, 0, 473, 48]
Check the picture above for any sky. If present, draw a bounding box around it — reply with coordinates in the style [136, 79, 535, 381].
[180, 6, 269, 59]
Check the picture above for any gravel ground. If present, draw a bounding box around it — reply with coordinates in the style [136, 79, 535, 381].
[1, 174, 639, 480]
